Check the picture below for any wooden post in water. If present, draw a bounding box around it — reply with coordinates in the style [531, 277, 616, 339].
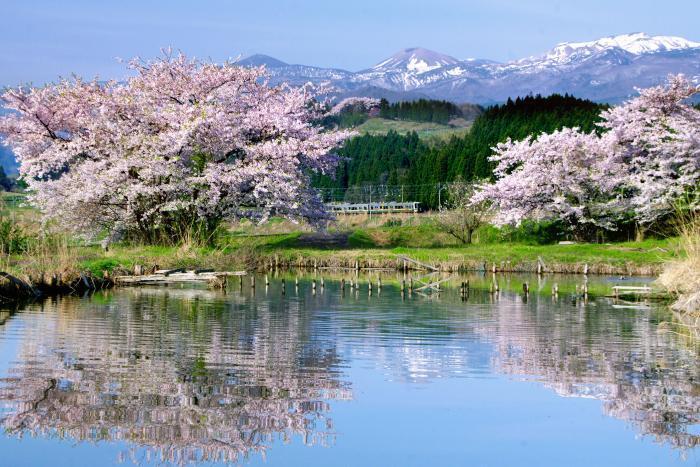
[377, 277, 382, 289]
[368, 279, 372, 292]
[409, 277, 413, 291]
[251, 275, 256, 289]
[523, 282, 529, 295]
[265, 274, 270, 286]
[552, 283, 559, 296]
[401, 279, 406, 292]
[281, 279, 286, 295]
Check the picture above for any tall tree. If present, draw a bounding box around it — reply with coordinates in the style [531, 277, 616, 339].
[474, 76, 700, 236]
[0, 52, 351, 244]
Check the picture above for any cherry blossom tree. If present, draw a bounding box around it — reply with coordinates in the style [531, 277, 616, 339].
[327, 97, 380, 116]
[472, 128, 623, 236]
[436, 179, 491, 244]
[600, 75, 700, 224]
[0, 52, 352, 244]
[474, 75, 700, 236]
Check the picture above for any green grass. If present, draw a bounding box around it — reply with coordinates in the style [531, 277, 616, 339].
[1, 202, 682, 279]
[64, 227, 679, 279]
[216, 223, 680, 274]
[356, 118, 471, 140]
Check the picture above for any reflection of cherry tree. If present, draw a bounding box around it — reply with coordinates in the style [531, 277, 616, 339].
[476, 291, 699, 451]
[0, 289, 351, 464]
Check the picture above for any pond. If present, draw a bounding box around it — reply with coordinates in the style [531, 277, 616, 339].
[0, 273, 698, 466]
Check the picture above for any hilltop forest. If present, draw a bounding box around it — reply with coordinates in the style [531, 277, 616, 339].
[314, 94, 607, 208]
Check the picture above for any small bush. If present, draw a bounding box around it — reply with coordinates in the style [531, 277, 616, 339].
[475, 220, 569, 245]
[348, 230, 375, 248]
[382, 218, 402, 228]
[82, 258, 121, 276]
[0, 217, 31, 254]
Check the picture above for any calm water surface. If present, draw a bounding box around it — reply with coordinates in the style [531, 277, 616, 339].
[0, 273, 698, 466]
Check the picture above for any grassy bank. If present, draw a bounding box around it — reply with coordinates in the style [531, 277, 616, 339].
[29, 225, 681, 278]
[0, 209, 684, 299]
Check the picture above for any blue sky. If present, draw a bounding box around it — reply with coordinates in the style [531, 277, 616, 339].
[1, 0, 699, 85]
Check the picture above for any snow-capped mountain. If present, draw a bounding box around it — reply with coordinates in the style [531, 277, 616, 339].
[239, 33, 700, 104]
[369, 47, 460, 74]
[541, 33, 700, 63]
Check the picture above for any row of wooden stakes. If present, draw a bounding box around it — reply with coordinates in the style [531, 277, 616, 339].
[244, 275, 423, 294]
[240, 276, 585, 299]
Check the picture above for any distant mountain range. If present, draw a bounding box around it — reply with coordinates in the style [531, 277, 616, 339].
[240, 33, 700, 104]
[2, 32, 700, 175]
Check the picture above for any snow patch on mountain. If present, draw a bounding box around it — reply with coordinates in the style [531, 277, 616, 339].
[537, 33, 700, 65]
[370, 47, 459, 74]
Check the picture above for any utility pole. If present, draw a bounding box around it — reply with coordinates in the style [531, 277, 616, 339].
[368, 185, 372, 219]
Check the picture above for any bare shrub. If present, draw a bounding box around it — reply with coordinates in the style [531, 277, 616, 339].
[435, 181, 490, 244]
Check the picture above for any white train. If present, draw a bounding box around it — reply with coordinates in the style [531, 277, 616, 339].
[326, 201, 421, 214]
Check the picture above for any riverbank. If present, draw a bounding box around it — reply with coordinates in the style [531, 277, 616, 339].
[659, 214, 700, 325]
[0, 214, 685, 305]
[4, 231, 680, 279]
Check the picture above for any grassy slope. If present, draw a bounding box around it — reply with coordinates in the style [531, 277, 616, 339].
[356, 118, 471, 140]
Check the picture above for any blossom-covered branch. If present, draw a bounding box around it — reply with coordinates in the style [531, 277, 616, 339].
[0, 51, 353, 243]
[473, 75, 700, 234]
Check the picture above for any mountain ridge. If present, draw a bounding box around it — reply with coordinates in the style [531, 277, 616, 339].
[241, 33, 700, 104]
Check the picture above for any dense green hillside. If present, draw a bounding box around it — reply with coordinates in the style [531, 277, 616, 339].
[409, 94, 606, 206]
[315, 94, 607, 209]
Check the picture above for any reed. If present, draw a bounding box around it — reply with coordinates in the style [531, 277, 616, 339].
[659, 211, 700, 321]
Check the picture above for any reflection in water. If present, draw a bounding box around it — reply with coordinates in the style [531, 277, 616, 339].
[480, 294, 699, 451]
[0, 275, 698, 465]
[0, 288, 350, 464]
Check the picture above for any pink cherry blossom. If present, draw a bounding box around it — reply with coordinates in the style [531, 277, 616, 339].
[474, 75, 700, 231]
[0, 51, 353, 242]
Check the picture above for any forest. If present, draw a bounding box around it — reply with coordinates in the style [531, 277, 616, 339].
[378, 98, 463, 124]
[314, 94, 607, 208]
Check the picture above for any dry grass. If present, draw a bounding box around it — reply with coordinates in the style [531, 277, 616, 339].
[658, 212, 700, 320]
[10, 234, 82, 283]
[332, 212, 430, 229]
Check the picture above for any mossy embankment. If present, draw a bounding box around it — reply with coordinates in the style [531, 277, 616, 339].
[74, 227, 679, 277]
[0, 214, 683, 304]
